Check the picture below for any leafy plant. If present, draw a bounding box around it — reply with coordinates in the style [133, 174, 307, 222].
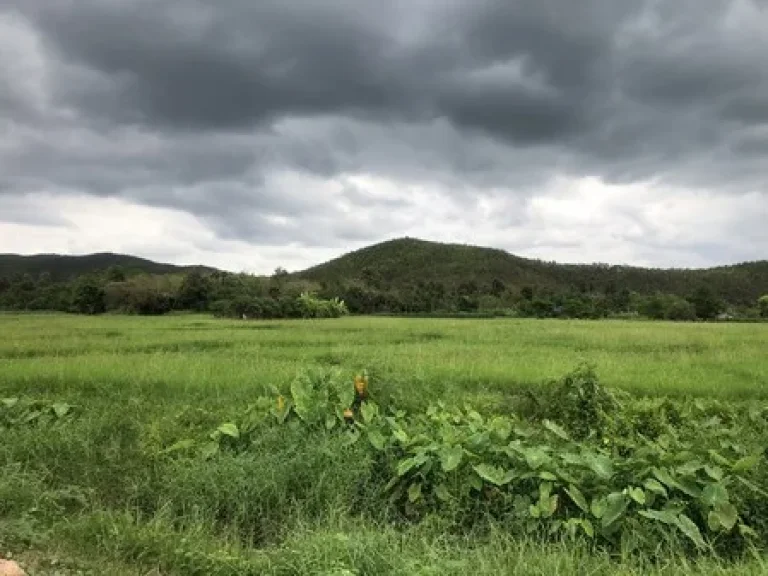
[1, 397, 77, 428]
[159, 366, 768, 557]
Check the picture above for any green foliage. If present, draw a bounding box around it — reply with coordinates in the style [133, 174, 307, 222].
[1, 397, 76, 428]
[71, 278, 106, 315]
[689, 286, 723, 320]
[154, 366, 768, 558]
[2, 316, 768, 573]
[297, 292, 349, 318]
[759, 295, 768, 318]
[541, 364, 621, 440]
[3, 239, 768, 320]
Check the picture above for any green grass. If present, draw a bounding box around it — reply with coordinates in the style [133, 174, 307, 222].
[1, 313, 767, 574]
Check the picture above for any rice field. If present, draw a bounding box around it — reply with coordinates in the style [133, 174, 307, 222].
[1, 313, 767, 575]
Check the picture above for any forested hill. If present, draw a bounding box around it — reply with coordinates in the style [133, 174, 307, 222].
[0, 252, 211, 281]
[1, 239, 767, 318]
[298, 238, 768, 305]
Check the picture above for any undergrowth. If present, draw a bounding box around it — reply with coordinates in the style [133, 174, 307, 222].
[2, 365, 767, 574]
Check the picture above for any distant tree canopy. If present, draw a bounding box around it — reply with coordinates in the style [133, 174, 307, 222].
[1, 239, 766, 321]
[759, 295, 768, 318]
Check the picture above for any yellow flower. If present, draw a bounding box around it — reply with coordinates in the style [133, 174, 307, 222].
[277, 395, 285, 412]
[343, 408, 354, 420]
[354, 374, 367, 396]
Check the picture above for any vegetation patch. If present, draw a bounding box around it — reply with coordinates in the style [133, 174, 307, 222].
[1, 314, 767, 574]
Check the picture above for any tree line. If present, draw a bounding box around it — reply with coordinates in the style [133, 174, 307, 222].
[1, 265, 766, 321]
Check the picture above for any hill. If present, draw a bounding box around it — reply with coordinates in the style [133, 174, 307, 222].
[0, 252, 213, 281]
[297, 238, 768, 306]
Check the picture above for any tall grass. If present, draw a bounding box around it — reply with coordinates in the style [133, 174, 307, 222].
[1, 313, 766, 574]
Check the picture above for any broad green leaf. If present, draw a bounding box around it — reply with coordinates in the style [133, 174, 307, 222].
[489, 416, 512, 441]
[581, 518, 595, 538]
[585, 454, 614, 480]
[560, 452, 584, 466]
[51, 403, 72, 418]
[643, 479, 668, 497]
[704, 465, 724, 481]
[565, 485, 589, 513]
[601, 492, 629, 529]
[652, 467, 677, 489]
[217, 422, 240, 439]
[360, 401, 379, 424]
[435, 484, 451, 502]
[590, 497, 606, 519]
[707, 502, 739, 531]
[473, 464, 514, 486]
[408, 482, 422, 503]
[1, 398, 19, 408]
[333, 378, 355, 408]
[514, 423, 536, 438]
[522, 447, 551, 470]
[384, 476, 400, 493]
[638, 509, 678, 526]
[397, 458, 415, 477]
[653, 467, 700, 497]
[200, 441, 219, 459]
[733, 454, 762, 473]
[675, 513, 706, 549]
[367, 429, 386, 451]
[538, 471, 557, 481]
[676, 477, 702, 498]
[439, 445, 463, 472]
[701, 483, 729, 508]
[543, 419, 570, 441]
[325, 414, 337, 430]
[543, 494, 559, 518]
[708, 450, 732, 467]
[393, 429, 409, 444]
[539, 481, 553, 501]
[676, 461, 703, 476]
[161, 438, 195, 454]
[289, 375, 313, 422]
[628, 487, 646, 505]
[738, 523, 758, 538]
[535, 484, 558, 518]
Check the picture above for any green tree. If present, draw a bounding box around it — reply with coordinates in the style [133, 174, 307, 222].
[520, 286, 534, 301]
[688, 286, 722, 320]
[759, 295, 768, 318]
[665, 297, 697, 321]
[490, 278, 506, 297]
[106, 265, 126, 283]
[639, 294, 665, 320]
[72, 279, 106, 315]
[178, 270, 211, 311]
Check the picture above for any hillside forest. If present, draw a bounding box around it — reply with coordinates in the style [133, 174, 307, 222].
[2, 239, 767, 321]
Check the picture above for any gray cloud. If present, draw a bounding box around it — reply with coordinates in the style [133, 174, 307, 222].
[0, 0, 767, 265]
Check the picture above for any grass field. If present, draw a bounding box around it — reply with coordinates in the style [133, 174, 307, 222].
[1, 314, 767, 575]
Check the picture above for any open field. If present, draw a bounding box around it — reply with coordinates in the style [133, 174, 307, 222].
[1, 314, 767, 574]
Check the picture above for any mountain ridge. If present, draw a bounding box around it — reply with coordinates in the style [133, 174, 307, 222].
[296, 238, 768, 305]
[2, 238, 767, 306]
[0, 252, 213, 281]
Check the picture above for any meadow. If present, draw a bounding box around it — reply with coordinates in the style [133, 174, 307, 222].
[1, 313, 767, 574]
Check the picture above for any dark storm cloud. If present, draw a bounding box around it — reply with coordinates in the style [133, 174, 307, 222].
[1, 0, 767, 255]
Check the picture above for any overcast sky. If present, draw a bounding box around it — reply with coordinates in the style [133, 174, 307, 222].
[1, 0, 767, 273]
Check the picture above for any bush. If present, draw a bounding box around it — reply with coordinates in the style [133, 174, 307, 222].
[664, 297, 697, 321]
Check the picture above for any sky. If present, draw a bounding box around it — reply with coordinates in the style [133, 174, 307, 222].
[1, 0, 767, 273]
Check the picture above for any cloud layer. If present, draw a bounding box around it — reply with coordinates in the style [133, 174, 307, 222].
[1, 0, 766, 271]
